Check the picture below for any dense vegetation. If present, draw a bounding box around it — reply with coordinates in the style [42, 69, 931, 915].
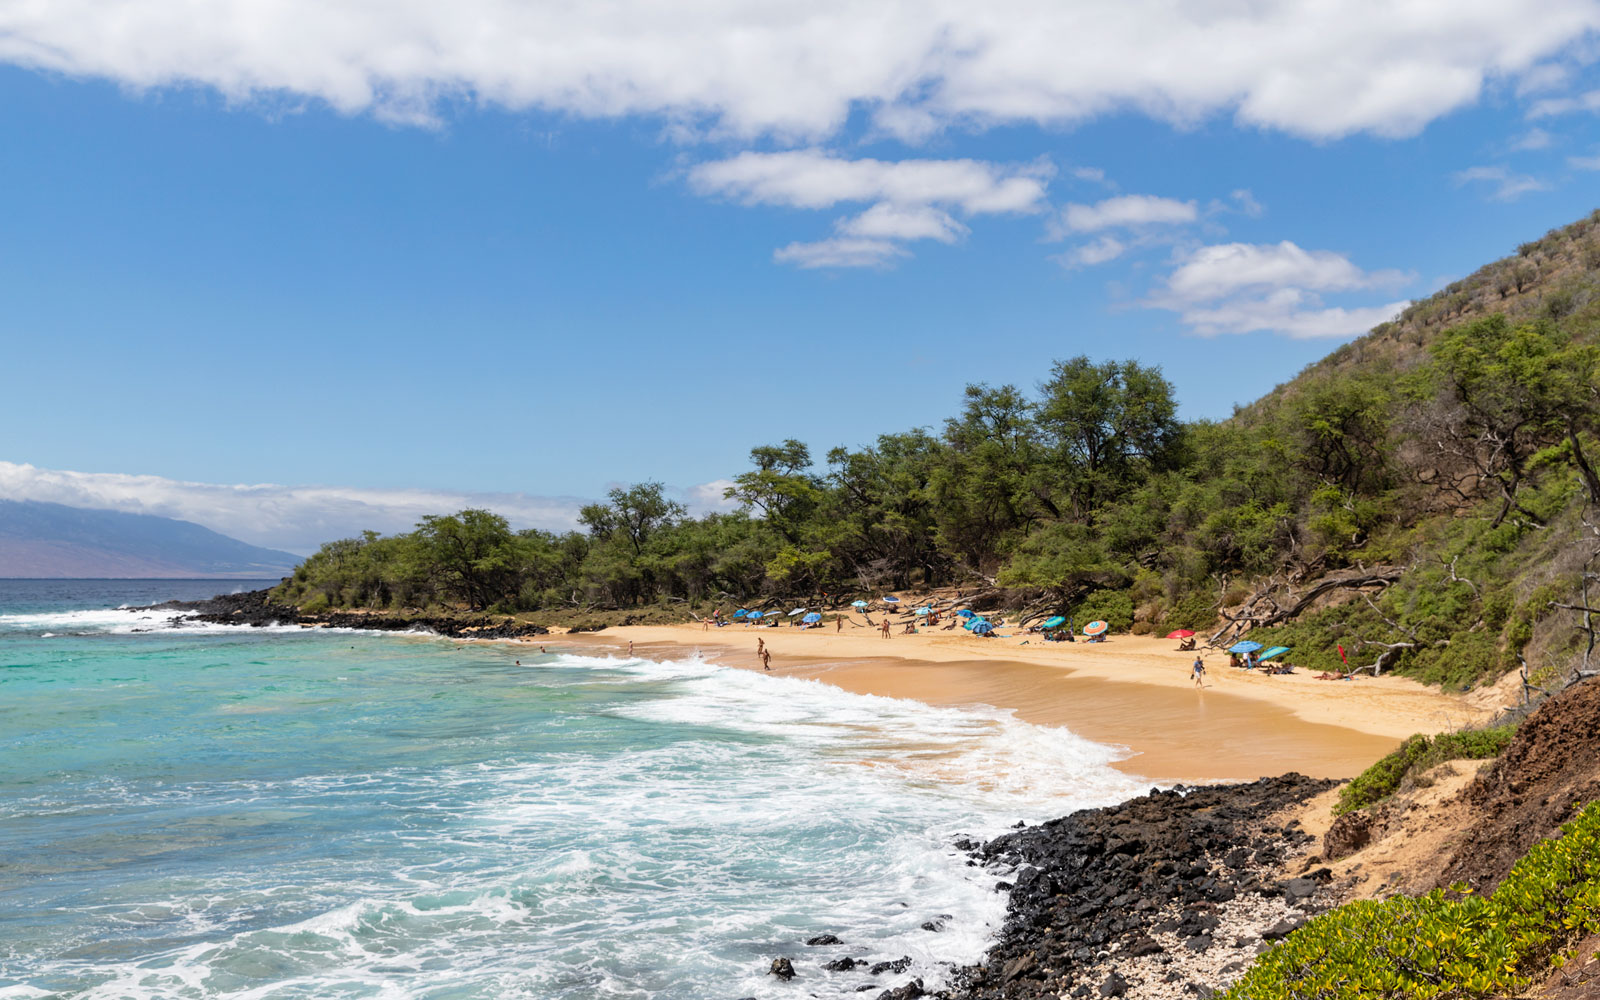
[1335, 723, 1520, 816]
[1225, 799, 1600, 1000]
[277, 211, 1600, 688]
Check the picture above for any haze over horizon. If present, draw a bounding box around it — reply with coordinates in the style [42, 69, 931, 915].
[7, 2, 1600, 549]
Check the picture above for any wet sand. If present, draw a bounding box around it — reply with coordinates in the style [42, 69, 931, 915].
[549, 622, 1498, 784]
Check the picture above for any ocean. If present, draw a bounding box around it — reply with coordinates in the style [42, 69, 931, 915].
[0, 580, 1145, 1000]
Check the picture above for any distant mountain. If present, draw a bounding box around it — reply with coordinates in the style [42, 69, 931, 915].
[0, 500, 302, 578]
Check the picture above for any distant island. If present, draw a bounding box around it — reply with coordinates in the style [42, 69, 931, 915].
[0, 499, 301, 578]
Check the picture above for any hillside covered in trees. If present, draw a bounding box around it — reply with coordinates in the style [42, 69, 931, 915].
[276, 210, 1600, 690]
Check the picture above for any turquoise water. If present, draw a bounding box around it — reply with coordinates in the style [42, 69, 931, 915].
[0, 581, 1143, 999]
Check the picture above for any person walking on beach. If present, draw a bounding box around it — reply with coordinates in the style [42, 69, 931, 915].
[761, 647, 772, 671]
[1192, 655, 1206, 688]
[835, 615, 843, 632]
[628, 640, 634, 658]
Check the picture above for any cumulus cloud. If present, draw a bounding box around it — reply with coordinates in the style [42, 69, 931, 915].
[0, 461, 585, 554]
[1452, 165, 1550, 201]
[1570, 151, 1600, 169]
[0, 1, 1595, 140]
[686, 479, 739, 514]
[1149, 241, 1413, 339]
[688, 150, 1052, 214]
[837, 203, 970, 243]
[691, 150, 1049, 267]
[1059, 194, 1198, 233]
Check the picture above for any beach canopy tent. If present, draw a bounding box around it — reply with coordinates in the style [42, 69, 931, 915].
[956, 609, 977, 618]
[851, 600, 869, 608]
[972, 621, 994, 635]
[802, 612, 822, 624]
[881, 595, 901, 604]
[1228, 640, 1263, 654]
[1041, 616, 1067, 629]
[1166, 629, 1195, 639]
[1083, 620, 1109, 636]
[1258, 646, 1291, 661]
[914, 607, 931, 616]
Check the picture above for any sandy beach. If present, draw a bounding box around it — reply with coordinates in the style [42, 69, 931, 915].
[548, 619, 1500, 783]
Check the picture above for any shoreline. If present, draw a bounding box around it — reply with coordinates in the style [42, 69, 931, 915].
[547, 622, 1502, 783]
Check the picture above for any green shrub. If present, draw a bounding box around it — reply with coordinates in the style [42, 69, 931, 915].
[1227, 800, 1600, 1000]
[1336, 724, 1518, 815]
[1069, 589, 1135, 631]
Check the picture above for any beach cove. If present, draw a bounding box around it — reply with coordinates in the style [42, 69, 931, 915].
[552, 624, 1501, 783]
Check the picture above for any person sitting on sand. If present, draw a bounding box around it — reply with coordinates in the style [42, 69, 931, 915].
[1178, 637, 1196, 651]
[1229, 652, 1241, 669]
[901, 621, 917, 634]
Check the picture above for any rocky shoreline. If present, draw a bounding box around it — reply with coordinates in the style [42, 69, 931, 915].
[769, 775, 1336, 1000]
[147, 588, 553, 640]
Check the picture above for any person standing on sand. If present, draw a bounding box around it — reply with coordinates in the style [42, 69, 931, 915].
[1192, 655, 1206, 688]
[628, 640, 634, 658]
[761, 647, 772, 671]
[836, 615, 843, 632]
[757, 636, 765, 661]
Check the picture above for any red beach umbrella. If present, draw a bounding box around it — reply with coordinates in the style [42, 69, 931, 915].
[1166, 629, 1196, 639]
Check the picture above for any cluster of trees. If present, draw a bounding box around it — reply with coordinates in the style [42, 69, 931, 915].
[280, 316, 1599, 640]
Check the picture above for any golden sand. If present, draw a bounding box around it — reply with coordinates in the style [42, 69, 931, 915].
[544, 617, 1501, 784]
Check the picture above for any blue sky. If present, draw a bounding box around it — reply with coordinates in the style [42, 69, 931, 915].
[3, 2, 1600, 551]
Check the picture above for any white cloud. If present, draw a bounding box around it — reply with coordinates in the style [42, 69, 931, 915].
[1149, 241, 1413, 339]
[837, 203, 970, 243]
[0, 1, 1596, 140]
[1176, 289, 1411, 339]
[1510, 127, 1554, 150]
[691, 150, 1046, 267]
[685, 479, 739, 514]
[0, 461, 584, 554]
[1165, 241, 1410, 300]
[1228, 189, 1266, 218]
[1055, 235, 1128, 268]
[688, 150, 1052, 214]
[1528, 88, 1600, 117]
[773, 237, 909, 269]
[1570, 152, 1600, 169]
[1452, 165, 1550, 201]
[1060, 194, 1198, 233]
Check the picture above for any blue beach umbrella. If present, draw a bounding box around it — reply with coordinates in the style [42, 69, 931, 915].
[881, 595, 901, 604]
[851, 600, 869, 608]
[802, 612, 822, 623]
[956, 609, 976, 618]
[733, 609, 748, 619]
[1041, 616, 1067, 629]
[972, 621, 994, 635]
[1258, 646, 1291, 661]
[1228, 640, 1263, 654]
